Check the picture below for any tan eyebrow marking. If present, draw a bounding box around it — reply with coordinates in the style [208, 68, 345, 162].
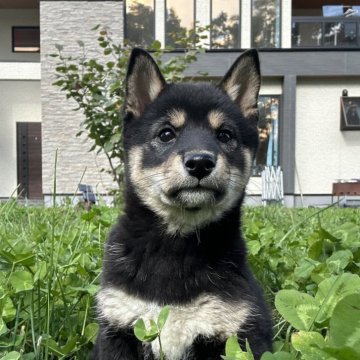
[168, 109, 186, 128]
[208, 110, 225, 130]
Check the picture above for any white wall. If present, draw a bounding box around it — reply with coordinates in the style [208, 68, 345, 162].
[0, 81, 41, 198]
[0, 9, 40, 62]
[295, 77, 360, 195]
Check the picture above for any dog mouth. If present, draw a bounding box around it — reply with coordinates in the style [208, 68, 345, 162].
[165, 186, 224, 210]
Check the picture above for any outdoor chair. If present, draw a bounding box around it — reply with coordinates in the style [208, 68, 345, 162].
[79, 184, 96, 209]
[261, 166, 284, 206]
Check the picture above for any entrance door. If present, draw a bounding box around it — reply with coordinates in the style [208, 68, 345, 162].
[17, 122, 42, 199]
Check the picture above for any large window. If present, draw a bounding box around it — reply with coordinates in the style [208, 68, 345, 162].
[254, 96, 280, 175]
[125, 0, 155, 47]
[211, 0, 240, 49]
[12, 27, 40, 53]
[251, 0, 281, 48]
[165, 0, 195, 48]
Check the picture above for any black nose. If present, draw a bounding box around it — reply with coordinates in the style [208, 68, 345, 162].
[184, 153, 216, 180]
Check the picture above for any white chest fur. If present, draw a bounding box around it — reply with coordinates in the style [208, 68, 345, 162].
[97, 287, 251, 360]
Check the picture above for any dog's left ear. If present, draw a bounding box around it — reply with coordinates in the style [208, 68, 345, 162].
[125, 48, 166, 118]
[219, 49, 261, 118]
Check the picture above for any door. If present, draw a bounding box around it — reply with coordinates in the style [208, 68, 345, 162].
[17, 122, 42, 199]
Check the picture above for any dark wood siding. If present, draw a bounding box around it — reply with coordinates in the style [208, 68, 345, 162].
[17, 122, 42, 199]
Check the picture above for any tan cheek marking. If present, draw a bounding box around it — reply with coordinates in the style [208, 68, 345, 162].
[168, 109, 186, 128]
[208, 110, 225, 130]
[128, 146, 144, 184]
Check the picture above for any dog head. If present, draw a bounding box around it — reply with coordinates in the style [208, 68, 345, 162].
[123, 48, 260, 235]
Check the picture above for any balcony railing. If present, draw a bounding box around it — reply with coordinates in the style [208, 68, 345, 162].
[292, 16, 360, 48]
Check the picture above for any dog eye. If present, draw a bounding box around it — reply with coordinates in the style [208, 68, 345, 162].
[159, 128, 176, 142]
[217, 130, 232, 143]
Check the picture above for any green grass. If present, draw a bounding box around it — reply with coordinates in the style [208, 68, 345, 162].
[0, 201, 116, 359]
[0, 201, 359, 359]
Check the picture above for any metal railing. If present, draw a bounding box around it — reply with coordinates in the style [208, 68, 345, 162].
[292, 16, 360, 48]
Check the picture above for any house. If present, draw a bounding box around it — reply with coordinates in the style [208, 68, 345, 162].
[1, 0, 359, 207]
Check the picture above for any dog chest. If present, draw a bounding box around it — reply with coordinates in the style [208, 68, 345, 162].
[97, 287, 251, 360]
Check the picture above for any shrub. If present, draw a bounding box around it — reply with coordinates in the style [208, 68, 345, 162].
[52, 26, 209, 194]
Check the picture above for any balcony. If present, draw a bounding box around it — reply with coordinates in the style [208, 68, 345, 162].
[292, 16, 360, 48]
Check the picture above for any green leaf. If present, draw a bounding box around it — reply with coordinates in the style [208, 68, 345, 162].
[44, 338, 65, 357]
[104, 141, 114, 153]
[134, 318, 147, 341]
[291, 331, 327, 360]
[223, 334, 255, 359]
[0, 317, 8, 336]
[2, 297, 16, 322]
[261, 352, 296, 360]
[326, 249, 353, 273]
[21, 354, 35, 360]
[70, 284, 98, 295]
[321, 346, 360, 360]
[294, 258, 319, 281]
[225, 334, 242, 357]
[157, 305, 170, 331]
[61, 336, 78, 354]
[0, 352, 21, 360]
[247, 240, 261, 256]
[110, 133, 121, 144]
[104, 48, 112, 55]
[9, 270, 34, 293]
[84, 323, 99, 344]
[275, 290, 319, 331]
[34, 261, 47, 282]
[315, 273, 360, 323]
[330, 293, 360, 352]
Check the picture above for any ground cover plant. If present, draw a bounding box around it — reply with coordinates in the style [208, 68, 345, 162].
[0, 201, 359, 359]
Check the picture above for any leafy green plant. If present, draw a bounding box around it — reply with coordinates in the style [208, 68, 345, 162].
[1, 202, 359, 359]
[133, 306, 170, 360]
[0, 201, 115, 359]
[222, 335, 255, 360]
[52, 26, 209, 193]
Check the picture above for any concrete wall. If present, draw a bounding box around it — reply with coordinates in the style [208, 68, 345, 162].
[40, 1, 124, 196]
[295, 77, 360, 195]
[0, 81, 41, 198]
[0, 9, 40, 62]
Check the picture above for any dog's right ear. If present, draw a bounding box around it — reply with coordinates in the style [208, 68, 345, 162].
[125, 48, 166, 118]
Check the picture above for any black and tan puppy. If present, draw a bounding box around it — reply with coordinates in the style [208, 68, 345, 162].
[93, 48, 272, 360]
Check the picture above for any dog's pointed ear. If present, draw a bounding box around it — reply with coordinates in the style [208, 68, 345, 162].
[125, 48, 166, 118]
[219, 49, 261, 118]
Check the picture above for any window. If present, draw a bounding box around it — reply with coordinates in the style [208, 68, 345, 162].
[292, 19, 359, 48]
[211, 0, 240, 49]
[251, 0, 281, 48]
[12, 27, 40, 53]
[165, 0, 195, 48]
[341, 97, 360, 130]
[253, 96, 280, 175]
[125, 0, 155, 47]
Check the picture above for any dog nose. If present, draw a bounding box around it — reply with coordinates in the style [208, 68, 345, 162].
[184, 153, 216, 180]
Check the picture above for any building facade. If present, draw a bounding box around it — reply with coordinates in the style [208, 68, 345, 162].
[0, 0, 359, 206]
